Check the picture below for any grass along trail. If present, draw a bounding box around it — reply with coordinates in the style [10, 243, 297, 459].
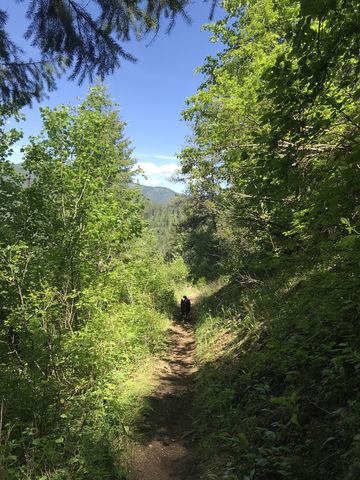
[130, 317, 198, 480]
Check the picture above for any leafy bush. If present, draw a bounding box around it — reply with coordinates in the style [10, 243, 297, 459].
[0, 87, 188, 478]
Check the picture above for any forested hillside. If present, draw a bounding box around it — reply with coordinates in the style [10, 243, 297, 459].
[145, 197, 185, 258]
[12, 163, 178, 205]
[138, 185, 178, 205]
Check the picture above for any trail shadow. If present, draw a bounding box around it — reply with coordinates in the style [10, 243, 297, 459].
[186, 266, 360, 479]
[130, 322, 198, 480]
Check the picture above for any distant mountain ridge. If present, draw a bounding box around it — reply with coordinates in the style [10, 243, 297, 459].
[134, 184, 178, 205]
[11, 163, 178, 205]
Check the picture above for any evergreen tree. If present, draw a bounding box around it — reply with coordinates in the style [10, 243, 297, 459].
[0, 0, 193, 107]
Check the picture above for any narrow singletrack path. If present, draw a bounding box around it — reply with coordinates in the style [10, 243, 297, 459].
[131, 321, 197, 480]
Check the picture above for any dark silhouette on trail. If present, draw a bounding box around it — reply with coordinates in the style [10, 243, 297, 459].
[180, 296, 191, 319]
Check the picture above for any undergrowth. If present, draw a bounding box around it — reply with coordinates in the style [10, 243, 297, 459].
[193, 260, 360, 480]
[0, 245, 187, 479]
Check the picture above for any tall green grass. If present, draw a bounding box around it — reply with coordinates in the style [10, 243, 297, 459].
[193, 263, 360, 479]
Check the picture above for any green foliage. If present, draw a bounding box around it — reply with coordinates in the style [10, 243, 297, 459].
[179, 0, 360, 279]
[175, 192, 227, 281]
[0, 87, 188, 478]
[0, 108, 24, 246]
[144, 196, 185, 260]
[193, 268, 360, 479]
[178, 0, 360, 478]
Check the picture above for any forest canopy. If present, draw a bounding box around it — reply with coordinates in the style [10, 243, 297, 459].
[178, 0, 360, 279]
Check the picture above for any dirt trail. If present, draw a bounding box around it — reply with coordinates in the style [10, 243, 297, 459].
[130, 321, 198, 480]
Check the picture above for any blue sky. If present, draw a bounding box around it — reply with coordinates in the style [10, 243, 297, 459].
[3, 1, 225, 192]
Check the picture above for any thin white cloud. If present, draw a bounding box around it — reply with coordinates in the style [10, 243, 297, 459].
[133, 159, 184, 192]
[135, 153, 177, 161]
[137, 161, 179, 176]
[153, 154, 177, 161]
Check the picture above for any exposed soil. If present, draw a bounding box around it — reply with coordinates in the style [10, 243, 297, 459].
[130, 320, 198, 480]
